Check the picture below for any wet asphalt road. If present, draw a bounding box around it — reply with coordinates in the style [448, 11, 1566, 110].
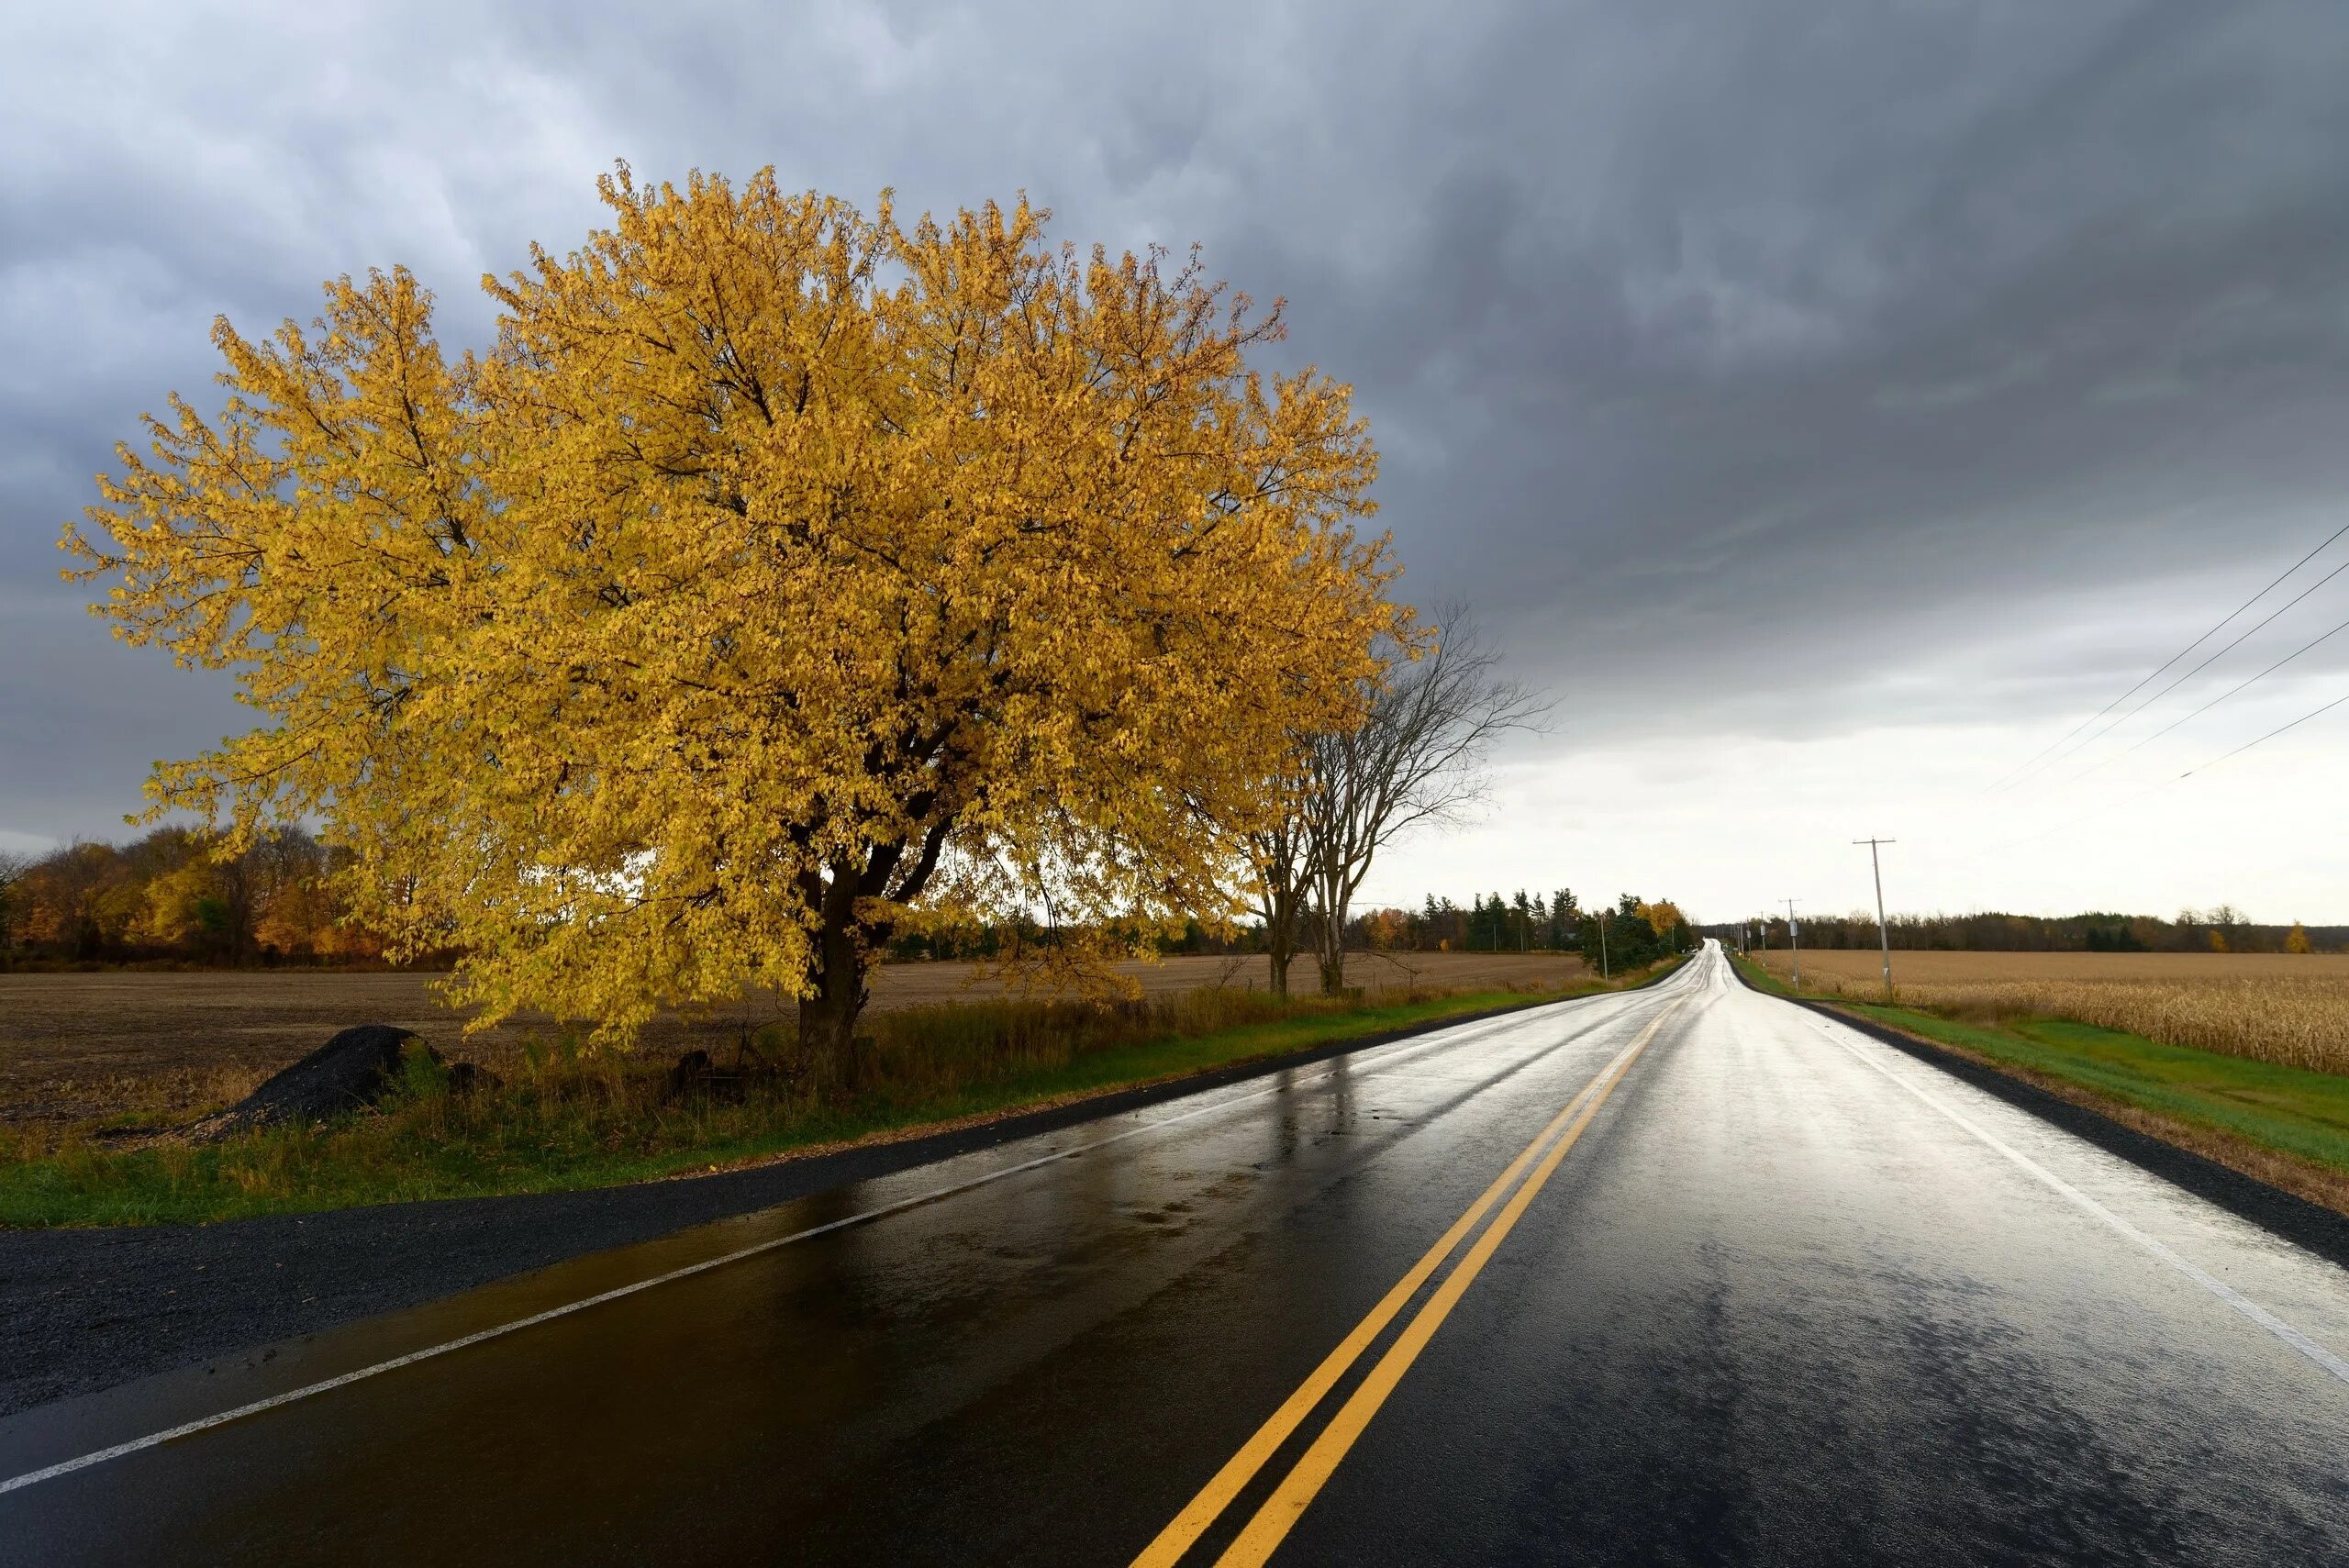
[4, 943, 2346, 1565]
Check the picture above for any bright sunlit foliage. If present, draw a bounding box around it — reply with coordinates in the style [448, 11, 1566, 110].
[66, 165, 1397, 1056]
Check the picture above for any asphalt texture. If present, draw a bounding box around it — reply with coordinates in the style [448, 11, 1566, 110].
[4, 943, 2345, 1565]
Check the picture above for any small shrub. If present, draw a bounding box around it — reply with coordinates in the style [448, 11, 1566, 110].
[396, 1040, 451, 1101]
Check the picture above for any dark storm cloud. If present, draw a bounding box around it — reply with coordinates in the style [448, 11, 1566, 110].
[6, 0, 2349, 840]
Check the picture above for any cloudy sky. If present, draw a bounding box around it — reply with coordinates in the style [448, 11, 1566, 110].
[6, 1, 2348, 925]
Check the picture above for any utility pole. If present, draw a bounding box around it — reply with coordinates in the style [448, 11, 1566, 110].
[1597, 907, 1610, 979]
[1854, 838, 1897, 998]
[1783, 898, 1800, 986]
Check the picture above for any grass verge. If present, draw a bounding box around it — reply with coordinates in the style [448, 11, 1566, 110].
[1732, 954, 2349, 1216]
[0, 963, 1673, 1229]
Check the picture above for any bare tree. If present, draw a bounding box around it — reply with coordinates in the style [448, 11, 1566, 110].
[1298, 608, 1548, 993]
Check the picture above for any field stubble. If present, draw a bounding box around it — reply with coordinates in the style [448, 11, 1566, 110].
[1753, 949, 2349, 1075]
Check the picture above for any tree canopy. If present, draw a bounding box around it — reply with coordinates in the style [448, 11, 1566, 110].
[66, 166, 1398, 1060]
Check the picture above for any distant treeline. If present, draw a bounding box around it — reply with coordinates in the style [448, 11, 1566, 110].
[1738, 908, 2342, 956]
[1, 835, 1695, 974]
[1364, 891, 1691, 966]
[890, 890, 1694, 969]
[0, 828, 389, 967]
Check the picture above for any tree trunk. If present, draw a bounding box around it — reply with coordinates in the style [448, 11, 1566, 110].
[797, 881, 874, 1090]
[1313, 905, 1346, 994]
[796, 972, 866, 1088]
[1264, 886, 1299, 997]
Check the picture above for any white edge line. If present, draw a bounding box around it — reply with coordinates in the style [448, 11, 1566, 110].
[1, 981, 1685, 1496]
[1801, 1012, 2349, 1388]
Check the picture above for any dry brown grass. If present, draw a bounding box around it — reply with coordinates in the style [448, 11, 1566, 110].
[1753, 949, 2349, 1074]
[0, 950, 1584, 1125]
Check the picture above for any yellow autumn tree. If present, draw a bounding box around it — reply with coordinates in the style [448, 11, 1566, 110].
[2287, 922, 2313, 955]
[1635, 899, 1687, 942]
[66, 166, 1398, 1069]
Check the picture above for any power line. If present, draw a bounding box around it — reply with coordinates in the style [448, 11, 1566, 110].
[2047, 607, 2349, 791]
[1986, 519, 2349, 794]
[2003, 550, 2349, 789]
[2119, 611, 2349, 758]
[2177, 688, 2349, 780]
[1986, 528, 2349, 790]
[2059, 552, 2349, 757]
[1978, 681, 2349, 856]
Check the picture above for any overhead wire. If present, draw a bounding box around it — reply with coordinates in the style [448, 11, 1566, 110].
[2044, 608, 2349, 790]
[1892, 519, 2349, 873]
[2116, 611, 2349, 759]
[1984, 518, 2349, 793]
[1975, 680, 2349, 859]
[1998, 550, 2349, 788]
[2176, 688, 2349, 781]
[1963, 551, 2349, 859]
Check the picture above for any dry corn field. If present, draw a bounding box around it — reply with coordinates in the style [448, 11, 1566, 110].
[1752, 949, 2349, 1075]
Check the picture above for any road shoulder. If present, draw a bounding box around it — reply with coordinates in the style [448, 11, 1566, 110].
[1731, 967, 2349, 1272]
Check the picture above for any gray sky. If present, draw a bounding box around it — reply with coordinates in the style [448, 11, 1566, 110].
[6, 1, 2348, 922]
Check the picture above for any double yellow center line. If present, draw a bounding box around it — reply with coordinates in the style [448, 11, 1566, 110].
[1130, 997, 1684, 1568]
